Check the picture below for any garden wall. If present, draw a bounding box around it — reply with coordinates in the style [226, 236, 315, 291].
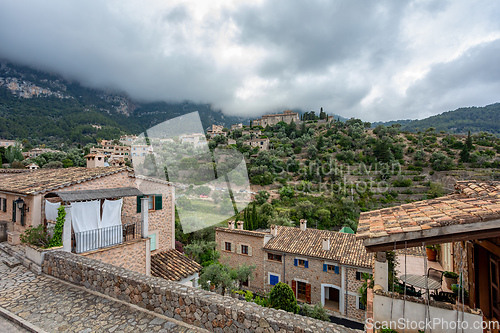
[43, 251, 361, 333]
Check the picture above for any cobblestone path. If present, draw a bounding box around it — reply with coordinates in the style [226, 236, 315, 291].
[0, 250, 206, 333]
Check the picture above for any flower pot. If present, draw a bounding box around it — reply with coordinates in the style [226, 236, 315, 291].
[426, 248, 437, 261]
[444, 276, 458, 289]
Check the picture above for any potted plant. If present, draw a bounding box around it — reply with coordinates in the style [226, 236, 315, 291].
[451, 284, 469, 304]
[425, 244, 440, 261]
[443, 271, 459, 289]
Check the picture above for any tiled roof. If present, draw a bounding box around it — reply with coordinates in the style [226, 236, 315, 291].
[215, 227, 266, 238]
[0, 169, 30, 174]
[263, 225, 372, 269]
[455, 180, 500, 198]
[151, 249, 202, 281]
[0, 167, 128, 195]
[356, 181, 500, 241]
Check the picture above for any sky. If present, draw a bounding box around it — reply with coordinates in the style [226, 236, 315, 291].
[0, 0, 499, 122]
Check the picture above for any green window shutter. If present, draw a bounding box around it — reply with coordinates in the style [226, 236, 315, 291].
[154, 195, 162, 210]
[12, 200, 16, 222]
[136, 195, 144, 213]
[149, 234, 157, 251]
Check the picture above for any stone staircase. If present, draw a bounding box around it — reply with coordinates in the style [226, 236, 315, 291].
[0, 243, 41, 275]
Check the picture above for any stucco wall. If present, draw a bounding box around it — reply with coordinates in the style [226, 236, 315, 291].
[372, 292, 482, 333]
[82, 238, 148, 275]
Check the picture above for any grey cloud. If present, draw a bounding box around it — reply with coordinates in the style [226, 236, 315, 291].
[0, 0, 499, 122]
[403, 38, 500, 118]
[231, 1, 409, 76]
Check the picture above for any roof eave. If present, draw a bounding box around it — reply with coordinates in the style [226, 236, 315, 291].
[363, 218, 500, 252]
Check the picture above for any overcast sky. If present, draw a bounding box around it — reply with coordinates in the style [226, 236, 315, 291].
[1, 0, 499, 121]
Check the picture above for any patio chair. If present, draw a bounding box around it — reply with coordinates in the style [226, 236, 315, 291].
[430, 291, 456, 303]
[427, 268, 444, 289]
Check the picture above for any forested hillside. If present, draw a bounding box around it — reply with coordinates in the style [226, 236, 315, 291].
[0, 61, 248, 146]
[385, 103, 500, 135]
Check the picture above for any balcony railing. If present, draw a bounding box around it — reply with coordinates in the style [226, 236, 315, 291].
[72, 220, 142, 254]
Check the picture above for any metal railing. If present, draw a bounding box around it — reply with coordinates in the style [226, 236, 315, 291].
[72, 220, 141, 254]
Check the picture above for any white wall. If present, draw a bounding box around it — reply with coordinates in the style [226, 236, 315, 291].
[372, 293, 483, 333]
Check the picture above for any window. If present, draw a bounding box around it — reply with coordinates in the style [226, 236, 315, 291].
[323, 264, 340, 274]
[225, 242, 232, 252]
[241, 245, 248, 255]
[242, 279, 249, 287]
[269, 274, 280, 286]
[267, 253, 282, 262]
[0, 198, 6, 212]
[297, 281, 307, 300]
[149, 233, 157, 251]
[294, 258, 308, 268]
[136, 195, 162, 213]
[356, 272, 362, 280]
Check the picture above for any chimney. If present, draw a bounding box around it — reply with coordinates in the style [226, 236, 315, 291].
[322, 238, 330, 251]
[300, 219, 307, 231]
[270, 225, 277, 237]
[237, 221, 244, 230]
[228, 221, 235, 229]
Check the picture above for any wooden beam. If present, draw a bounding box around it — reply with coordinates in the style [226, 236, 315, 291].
[365, 228, 500, 252]
[363, 219, 500, 252]
[475, 239, 500, 258]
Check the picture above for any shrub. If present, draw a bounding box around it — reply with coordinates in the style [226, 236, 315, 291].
[269, 282, 299, 313]
[300, 303, 330, 322]
[20, 225, 50, 248]
[392, 177, 413, 187]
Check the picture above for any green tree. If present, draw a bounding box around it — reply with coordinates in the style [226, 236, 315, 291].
[269, 282, 299, 313]
[231, 264, 256, 289]
[199, 263, 233, 295]
[254, 191, 270, 205]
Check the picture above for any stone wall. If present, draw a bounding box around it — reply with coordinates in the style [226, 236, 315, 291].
[81, 238, 148, 274]
[43, 251, 361, 333]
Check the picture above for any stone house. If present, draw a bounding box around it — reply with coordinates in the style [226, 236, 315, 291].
[244, 138, 270, 151]
[0, 165, 201, 286]
[252, 110, 299, 127]
[207, 124, 227, 138]
[215, 220, 373, 322]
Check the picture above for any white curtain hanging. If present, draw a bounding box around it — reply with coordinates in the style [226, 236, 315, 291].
[72, 200, 100, 253]
[45, 200, 61, 221]
[71, 200, 100, 233]
[100, 199, 123, 247]
[100, 199, 123, 228]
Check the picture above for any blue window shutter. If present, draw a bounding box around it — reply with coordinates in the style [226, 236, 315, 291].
[323, 264, 327, 272]
[270, 275, 279, 285]
[335, 266, 340, 274]
[304, 260, 309, 268]
[294, 259, 298, 266]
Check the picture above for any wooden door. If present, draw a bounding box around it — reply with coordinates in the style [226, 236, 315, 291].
[490, 256, 500, 320]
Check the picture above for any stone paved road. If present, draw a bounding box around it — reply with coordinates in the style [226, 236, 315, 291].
[0, 249, 205, 333]
[0, 316, 29, 333]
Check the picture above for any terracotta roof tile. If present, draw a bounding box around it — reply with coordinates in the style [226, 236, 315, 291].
[263, 225, 372, 269]
[0, 167, 128, 195]
[357, 181, 500, 241]
[151, 249, 202, 281]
